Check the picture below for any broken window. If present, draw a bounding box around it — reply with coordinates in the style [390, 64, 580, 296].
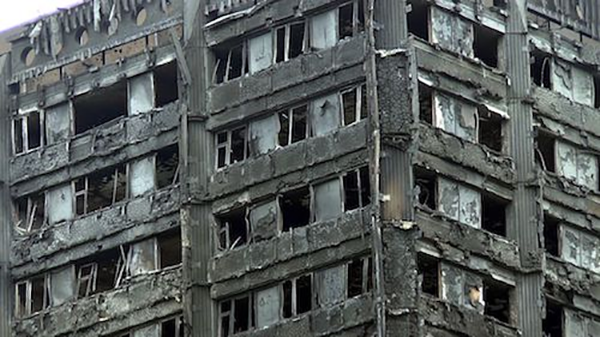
[217, 208, 249, 250]
[278, 105, 308, 147]
[343, 166, 371, 211]
[74, 165, 127, 216]
[73, 81, 127, 134]
[347, 257, 372, 298]
[158, 229, 182, 268]
[560, 225, 600, 273]
[473, 25, 501, 68]
[215, 127, 248, 169]
[437, 177, 481, 228]
[433, 92, 478, 142]
[418, 84, 433, 124]
[414, 168, 437, 210]
[76, 248, 121, 298]
[156, 144, 179, 189]
[407, 0, 429, 40]
[76, 263, 98, 298]
[417, 253, 439, 297]
[279, 187, 311, 232]
[551, 59, 595, 107]
[440, 263, 484, 313]
[283, 274, 313, 318]
[430, 7, 474, 58]
[531, 52, 551, 89]
[481, 194, 507, 237]
[161, 316, 184, 337]
[338, 0, 365, 40]
[14, 193, 45, 233]
[213, 43, 247, 84]
[543, 213, 560, 257]
[478, 106, 503, 152]
[483, 279, 511, 323]
[555, 141, 598, 189]
[594, 75, 600, 109]
[535, 131, 556, 173]
[249, 115, 279, 156]
[13, 110, 43, 155]
[275, 22, 306, 63]
[15, 275, 49, 318]
[154, 61, 179, 107]
[543, 300, 563, 337]
[341, 84, 367, 126]
[219, 295, 254, 337]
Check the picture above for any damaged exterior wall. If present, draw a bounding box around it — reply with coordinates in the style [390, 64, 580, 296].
[2, 0, 600, 336]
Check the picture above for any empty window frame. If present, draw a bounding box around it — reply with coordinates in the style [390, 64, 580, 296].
[473, 24, 501, 68]
[76, 248, 121, 298]
[543, 300, 563, 337]
[543, 213, 560, 257]
[74, 165, 127, 216]
[217, 208, 249, 250]
[213, 43, 247, 84]
[414, 167, 437, 210]
[417, 253, 440, 297]
[15, 275, 49, 318]
[73, 81, 127, 134]
[275, 22, 306, 63]
[282, 274, 313, 318]
[433, 92, 478, 142]
[278, 105, 308, 147]
[343, 166, 371, 211]
[347, 257, 373, 298]
[437, 177, 481, 228]
[279, 187, 311, 232]
[481, 194, 507, 237]
[154, 61, 179, 107]
[483, 279, 511, 323]
[407, 0, 429, 40]
[338, 0, 365, 40]
[13, 110, 43, 155]
[156, 144, 180, 189]
[595, 75, 600, 109]
[535, 131, 556, 172]
[478, 106, 504, 152]
[341, 84, 367, 126]
[531, 52, 551, 89]
[555, 141, 599, 189]
[160, 316, 185, 337]
[219, 295, 254, 337]
[215, 127, 248, 169]
[14, 193, 45, 232]
[418, 84, 434, 124]
[158, 229, 182, 268]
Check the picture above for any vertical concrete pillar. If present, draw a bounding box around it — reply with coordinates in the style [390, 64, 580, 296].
[506, 0, 544, 335]
[0, 53, 12, 337]
[368, 0, 419, 336]
[182, 1, 215, 336]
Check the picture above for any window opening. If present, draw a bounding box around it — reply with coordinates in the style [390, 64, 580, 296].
[481, 194, 507, 236]
[217, 208, 248, 250]
[483, 279, 511, 323]
[531, 52, 551, 89]
[343, 166, 371, 211]
[73, 81, 127, 134]
[156, 144, 180, 189]
[278, 105, 308, 147]
[418, 253, 440, 296]
[535, 131, 556, 173]
[279, 187, 311, 231]
[154, 61, 179, 107]
[347, 257, 372, 298]
[544, 213, 560, 257]
[478, 107, 503, 152]
[474, 25, 500, 68]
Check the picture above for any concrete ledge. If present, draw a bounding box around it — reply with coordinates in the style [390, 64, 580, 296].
[543, 175, 600, 219]
[13, 268, 182, 337]
[545, 257, 600, 316]
[11, 186, 180, 277]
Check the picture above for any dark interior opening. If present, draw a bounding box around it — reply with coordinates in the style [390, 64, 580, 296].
[338, 2, 354, 40]
[543, 300, 563, 337]
[230, 127, 247, 164]
[156, 144, 179, 189]
[289, 22, 305, 59]
[407, 1, 429, 41]
[218, 208, 248, 250]
[95, 248, 120, 293]
[535, 131, 556, 173]
[154, 61, 179, 107]
[213, 43, 246, 84]
[79, 164, 126, 215]
[228, 45, 245, 81]
[275, 27, 286, 63]
[233, 296, 251, 333]
[16, 282, 27, 316]
[478, 107, 503, 152]
[220, 301, 231, 337]
[296, 275, 313, 314]
[544, 213, 560, 257]
[15, 193, 45, 231]
[159, 228, 182, 268]
[30, 275, 46, 313]
[161, 317, 183, 337]
[74, 81, 127, 134]
[13, 118, 24, 154]
[474, 25, 500, 68]
[481, 194, 507, 237]
[414, 167, 437, 210]
[342, 87, 359, 126]
[27, 111, 42, 150]
[493, 0, 507, 9]
[280, 187, 311, 231]
[417, 253, 440, 297]
[531, 52, 552, 89]
[348, 258, 365, 298]
[483, 279, 511, 323]
[419, 84, 433, 124]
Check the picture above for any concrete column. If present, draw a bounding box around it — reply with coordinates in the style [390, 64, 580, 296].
[506, 1, 544, 335]
[0, 53, 12, 337]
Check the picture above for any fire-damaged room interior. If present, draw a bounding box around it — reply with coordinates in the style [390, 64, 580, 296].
[0, 0, 600, 336]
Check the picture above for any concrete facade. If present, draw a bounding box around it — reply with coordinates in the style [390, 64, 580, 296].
[1, 0, 600, 336]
